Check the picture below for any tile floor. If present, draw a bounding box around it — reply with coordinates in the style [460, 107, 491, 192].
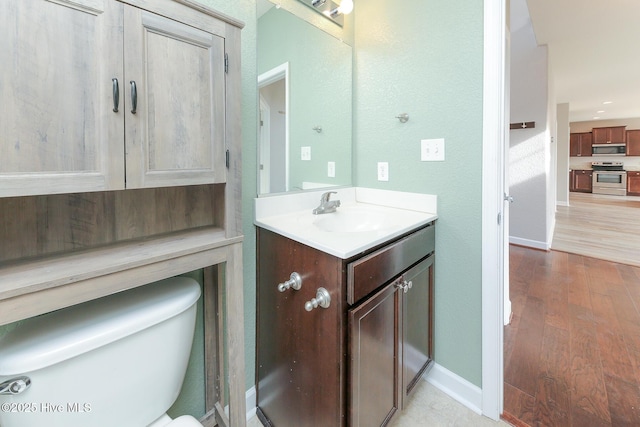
[248, 380, 512, 426]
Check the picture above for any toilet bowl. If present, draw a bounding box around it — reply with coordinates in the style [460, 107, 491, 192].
[0, 277, 204, 427]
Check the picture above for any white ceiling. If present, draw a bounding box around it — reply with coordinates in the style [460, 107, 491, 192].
[524, 0, 640, 123]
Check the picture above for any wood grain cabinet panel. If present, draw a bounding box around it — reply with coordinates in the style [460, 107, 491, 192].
[0, 0, 229, 197]
[570, 132, 592, 157]
[256, 229, 345, 427]
[123, 8, 226, 188]
[592, 126, 626, 144]
[400, 256, 434, 403]
[349, 281, 400, 427]
[571, 170, 593, 193]
[0, 0, 125, 196]
[626, 130, 640, 156]
[627, 171, 640, 196]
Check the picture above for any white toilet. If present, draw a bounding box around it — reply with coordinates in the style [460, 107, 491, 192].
[0, 276, 204, 427]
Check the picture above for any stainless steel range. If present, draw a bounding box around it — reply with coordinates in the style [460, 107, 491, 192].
[592, 161, 627, 196]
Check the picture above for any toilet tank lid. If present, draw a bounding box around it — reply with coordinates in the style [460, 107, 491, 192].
[0, 276, 201, 376]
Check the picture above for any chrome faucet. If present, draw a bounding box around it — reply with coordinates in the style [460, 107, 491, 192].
[312, 191, 341, 215]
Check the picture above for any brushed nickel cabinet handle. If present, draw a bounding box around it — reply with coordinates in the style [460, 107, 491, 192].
[112, 78, 119, 112]
[304, 287, 331, 311]
[277, 272, 302, 292]
[130, 80, 137, 114]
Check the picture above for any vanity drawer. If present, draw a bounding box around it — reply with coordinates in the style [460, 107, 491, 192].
[347, 224, 435, 305]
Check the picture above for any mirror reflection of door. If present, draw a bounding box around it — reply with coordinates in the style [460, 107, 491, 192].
[258, 63, 289, 194]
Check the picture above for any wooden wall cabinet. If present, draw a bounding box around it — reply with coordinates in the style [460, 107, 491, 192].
[256, 224, 435, 427]
[628, 171, 640, 196]
[1, 0, 230, 197]
[569, 132, 592, 157]
[592, 126, 626, 145]
[570, 169, 593, 193]
[626, 129, 640, 156]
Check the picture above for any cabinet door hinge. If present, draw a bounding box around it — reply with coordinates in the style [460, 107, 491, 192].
[224, 53, 229, 74]
[225, 149, 230, 168]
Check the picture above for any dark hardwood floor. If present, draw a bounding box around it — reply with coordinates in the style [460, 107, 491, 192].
[504, 245, 640, 427]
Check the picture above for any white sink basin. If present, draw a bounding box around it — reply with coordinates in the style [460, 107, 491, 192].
[312, 208, 396, 232]
[255, 188, 437, 258]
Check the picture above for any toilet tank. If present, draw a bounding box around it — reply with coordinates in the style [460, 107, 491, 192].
[0, 276, 201, 427]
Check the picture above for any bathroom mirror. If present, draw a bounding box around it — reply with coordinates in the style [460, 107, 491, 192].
[257, 0, 353, 195]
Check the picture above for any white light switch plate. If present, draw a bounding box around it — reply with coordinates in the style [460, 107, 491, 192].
[377, 162, 389, 181]
[301, 146, 311, 160]
[328, 161, 335, 177]
[421, 138, 445, 161]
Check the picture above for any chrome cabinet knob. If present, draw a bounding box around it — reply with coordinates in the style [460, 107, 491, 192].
[395, 280, 413, 293]
[277, 272, 302, 292]
[304, 287, 331, 311]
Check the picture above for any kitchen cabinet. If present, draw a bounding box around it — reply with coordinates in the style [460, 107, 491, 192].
[570, 132, 593, 157]
[0, 0, 230, 197]
[570, 169, 593, 193]
[626, 130, 640, 156]
[628, 171, 640, 196]
[256, 224, 436, 427]
[592, 126, 626, 145]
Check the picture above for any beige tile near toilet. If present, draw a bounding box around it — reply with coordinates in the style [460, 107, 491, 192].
[248, 380, 512, 427]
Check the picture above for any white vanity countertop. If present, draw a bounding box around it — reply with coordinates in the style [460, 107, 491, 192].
[255, 187, 438, 259]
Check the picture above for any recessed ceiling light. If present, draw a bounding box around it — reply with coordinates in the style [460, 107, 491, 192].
[603, 101, 613, 105]
[597, 110, 605, 113]
[593, 116, 601, 120]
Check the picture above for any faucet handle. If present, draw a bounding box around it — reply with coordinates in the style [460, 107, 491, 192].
[320, 191, 337, 202]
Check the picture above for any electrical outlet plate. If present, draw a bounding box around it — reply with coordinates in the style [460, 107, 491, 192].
[421, 138, 445, 161]
[377, 162, 389, 181]
[301, 146, 311, 160]
[327, 161, 336, 178]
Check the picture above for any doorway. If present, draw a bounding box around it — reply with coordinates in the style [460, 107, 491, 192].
[258, 63, 289, 194]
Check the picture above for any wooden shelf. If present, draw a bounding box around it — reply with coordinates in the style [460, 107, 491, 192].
[0, 226, 242, 326]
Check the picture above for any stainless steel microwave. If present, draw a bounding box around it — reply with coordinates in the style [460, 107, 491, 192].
[592, 143, 626, 156]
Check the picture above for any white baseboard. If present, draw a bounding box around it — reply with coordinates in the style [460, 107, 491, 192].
[509, 235, 549, 250]
[245, 386, 257, 421]
[222, 386, 256, 422]
[556, 200, 569, 207]
[246, 367, 483, 421]
[425, 363, 483, 415]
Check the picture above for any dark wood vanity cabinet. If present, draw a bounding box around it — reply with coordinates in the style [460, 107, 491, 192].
[255, 228, 346, 427]
[256, 223, 436, 427]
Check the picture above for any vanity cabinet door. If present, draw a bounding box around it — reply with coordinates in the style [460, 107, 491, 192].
[256, 228, 345, 427]
[349, 281, 401, 427]
[0, 0, 125, 197]
[400, 254, 435, 405]
[123, 6, 227, 189]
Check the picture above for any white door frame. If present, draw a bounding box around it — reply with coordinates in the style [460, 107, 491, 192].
[481, 0, 507, 420]
[259, 94, 271, 194]
[257, 62, 290, 192]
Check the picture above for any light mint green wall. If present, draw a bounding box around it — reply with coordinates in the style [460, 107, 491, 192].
[354, 0, 484, 386]
[258, 7, 352, 190]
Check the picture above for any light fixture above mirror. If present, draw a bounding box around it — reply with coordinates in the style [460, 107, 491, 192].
[297, 0, 353, 27]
